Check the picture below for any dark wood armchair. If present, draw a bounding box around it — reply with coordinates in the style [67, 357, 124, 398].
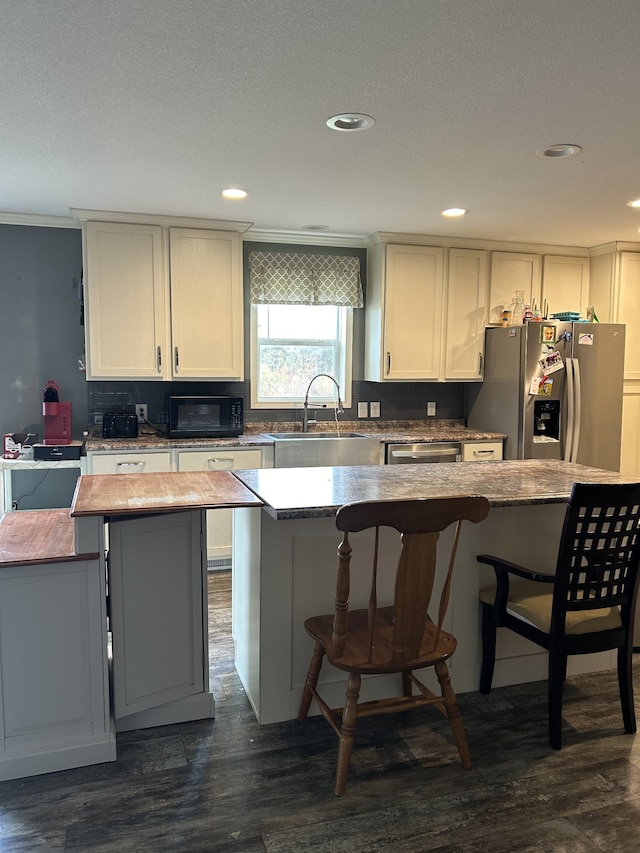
[298, 495, 490, 796]
[477, 481, 640, 749]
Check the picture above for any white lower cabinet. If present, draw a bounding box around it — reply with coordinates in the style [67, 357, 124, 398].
[0, 556, 114, 780]
[88, 450, 172, 475]
[462, 441, 503, 462]
[177, 448, 264, 562]
[107, 510, 213, 730]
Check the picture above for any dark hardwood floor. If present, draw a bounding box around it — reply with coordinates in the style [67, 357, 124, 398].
[2, 571, 640, 851]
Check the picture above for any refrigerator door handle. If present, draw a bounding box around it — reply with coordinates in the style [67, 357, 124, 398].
[565, 357, 575, 462]
[572, 357, 582, 463]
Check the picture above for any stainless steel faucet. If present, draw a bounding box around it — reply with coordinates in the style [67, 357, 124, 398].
[302, 373, 343, 432]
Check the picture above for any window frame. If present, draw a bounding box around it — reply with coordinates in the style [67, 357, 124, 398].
[250, 303, 353, 409]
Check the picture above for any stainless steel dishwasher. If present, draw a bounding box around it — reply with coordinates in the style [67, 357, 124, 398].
[386, 441, 462, 464]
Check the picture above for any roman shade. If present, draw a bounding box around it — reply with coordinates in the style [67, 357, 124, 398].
[248, 250, 363, 307]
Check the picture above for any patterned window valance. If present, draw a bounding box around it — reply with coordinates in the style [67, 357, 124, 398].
[248, 251, 363, 307]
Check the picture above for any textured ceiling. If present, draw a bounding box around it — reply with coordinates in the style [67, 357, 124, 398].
[2, 0, 640, 246]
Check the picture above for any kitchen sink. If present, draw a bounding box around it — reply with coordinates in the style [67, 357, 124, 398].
[263, 432, 381, 468]
[264, 432, 368, 440]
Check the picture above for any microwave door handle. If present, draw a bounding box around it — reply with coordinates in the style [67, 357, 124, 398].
[571, 358, 582, 463]
[565, 357, 574, 462]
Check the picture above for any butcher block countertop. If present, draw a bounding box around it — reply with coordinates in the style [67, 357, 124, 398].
[234, 459, 637, 520]
[70, 470, 263, 517]
[0, 510, 98, 565]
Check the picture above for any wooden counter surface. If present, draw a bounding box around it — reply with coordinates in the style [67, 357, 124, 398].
[0, 510, 98, 566]
[70, 470, 263, 517]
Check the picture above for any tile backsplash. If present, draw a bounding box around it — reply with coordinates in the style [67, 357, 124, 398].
[87, 380, 466, 431]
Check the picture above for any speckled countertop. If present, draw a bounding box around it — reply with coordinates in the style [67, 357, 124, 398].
[85, 419, 505, 452]
[234, 460, 636, 520]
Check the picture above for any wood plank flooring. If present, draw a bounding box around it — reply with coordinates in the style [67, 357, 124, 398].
[2, 571, 640, 851]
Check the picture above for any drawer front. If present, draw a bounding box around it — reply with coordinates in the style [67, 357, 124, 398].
[462, 441, 503, 462]
[88, 452, 172, 475]
[177, 448, 263, 472]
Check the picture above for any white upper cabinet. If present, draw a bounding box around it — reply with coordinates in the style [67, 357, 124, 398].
[84, 221, 167, 379]
[444, 248, 488, 381]
[488, 251, 542, 324]
[365, 243, 487, 382]
[169, 228, 243, 379]
[365, 244, 445, 381]
[541, 255, 590, 318]
[82, 219, 244, 381]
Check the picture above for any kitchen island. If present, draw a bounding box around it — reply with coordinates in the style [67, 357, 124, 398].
[232, 459, 638, 724]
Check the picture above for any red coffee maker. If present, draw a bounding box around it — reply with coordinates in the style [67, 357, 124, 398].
[42, 380, 72, 445]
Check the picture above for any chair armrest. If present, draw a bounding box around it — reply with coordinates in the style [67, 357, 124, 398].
[476, 553, 555, 583]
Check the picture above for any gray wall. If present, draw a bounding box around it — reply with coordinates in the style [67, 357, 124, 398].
[0, 224, 88, 439]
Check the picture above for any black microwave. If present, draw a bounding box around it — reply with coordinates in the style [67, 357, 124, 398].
[167, 395, 243, 439]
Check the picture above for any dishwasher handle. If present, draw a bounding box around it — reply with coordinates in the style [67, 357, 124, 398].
[389, 448, 461, 461]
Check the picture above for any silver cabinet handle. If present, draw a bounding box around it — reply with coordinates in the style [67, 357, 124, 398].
[206, 457, 234, 471]
[116, 460, 146, 471]
[157, 346, 162, 373]
[386, 351, 391, 375]
[174, 346, 180, 373]
[472, 449, 495, 456]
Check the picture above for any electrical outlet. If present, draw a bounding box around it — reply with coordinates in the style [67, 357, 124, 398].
[370, 401, 381, 418]
[136, 403, 148, 422]
[357, 401, 369, 418]
[427, 401, 437, 416]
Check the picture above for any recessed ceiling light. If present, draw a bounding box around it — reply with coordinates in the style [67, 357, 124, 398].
[441, 208, 469, 217]
[627, 198, 640, 208]
[326, 113, 375, 132]
[222, 187, 249, 199]
[303, 224, 330, 231]
[536, 144, 582, 158]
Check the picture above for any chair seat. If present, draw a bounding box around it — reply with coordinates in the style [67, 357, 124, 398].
[480, 578, 622, 635]
[304, 605, 457, 674]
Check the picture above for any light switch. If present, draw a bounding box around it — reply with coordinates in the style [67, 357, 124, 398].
[357, 402, 369, 418]
[370, 401, 381, 418]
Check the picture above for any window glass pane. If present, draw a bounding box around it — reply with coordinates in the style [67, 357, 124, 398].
[258, 304, 338, 340]
[258, 344, 336, 398]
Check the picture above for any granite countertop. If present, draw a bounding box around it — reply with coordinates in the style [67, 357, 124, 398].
[85, 419, 506, 452]
[234, 459, 635, 520]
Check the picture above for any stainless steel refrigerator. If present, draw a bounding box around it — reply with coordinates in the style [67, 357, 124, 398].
[466, 322, 625, 471]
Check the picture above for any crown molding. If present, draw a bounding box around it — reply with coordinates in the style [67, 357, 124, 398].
[368, 231, 590, 256]
[0, 211, 78, 228]
[70, 208, 253, 232]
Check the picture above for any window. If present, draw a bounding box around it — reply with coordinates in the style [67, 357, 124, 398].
[251, 303, 353, 408]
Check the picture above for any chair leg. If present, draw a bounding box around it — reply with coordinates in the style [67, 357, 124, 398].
[335, 672, 361, 797]
[479, 602, 497, 694]
[617, 642, 637, 734]
[548, 649, 566, 750]
[402, 672, 412, 696]
[298, 642, 325, 722]
[435, 660, 472, 770]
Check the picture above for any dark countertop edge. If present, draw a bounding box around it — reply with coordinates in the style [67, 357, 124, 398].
[256, 494, 566, 521]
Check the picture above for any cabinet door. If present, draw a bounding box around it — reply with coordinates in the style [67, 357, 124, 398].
[169, 229, 243, 379]
[541, 255, 589, 318]
[108, 511, 205, 718]
[88, 451, 172, 475]
[177, 448, 263, 561]
[84, 222, 167, 379]
[489, 252, 542, 324]
[383, 245, 445, 380]
[617, 253, 640, 380]
[444, 249, 488, 380]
